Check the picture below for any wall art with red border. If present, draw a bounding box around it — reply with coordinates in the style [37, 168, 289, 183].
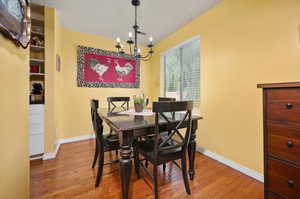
[77, 45, 140, 88]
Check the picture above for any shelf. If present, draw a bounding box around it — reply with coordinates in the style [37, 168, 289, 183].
[31, 18, 44, 27]
[30, 101, 45, 105]
[30, 58, 44, 63]
[31, 31, 44, 37]
[30, 45, 44, 52]
[30, 73, 45, 76]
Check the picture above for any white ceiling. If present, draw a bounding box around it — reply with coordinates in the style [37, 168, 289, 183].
[32, 0, 222, 45]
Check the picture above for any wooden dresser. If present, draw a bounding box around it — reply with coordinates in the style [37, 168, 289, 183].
[258, 82, 300, 199]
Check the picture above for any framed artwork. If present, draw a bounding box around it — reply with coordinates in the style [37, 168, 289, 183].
[77, 45, 140, 88]
[0, 0, 31, 48]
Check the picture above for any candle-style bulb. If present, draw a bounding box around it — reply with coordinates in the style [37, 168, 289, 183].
[120, 44, 124, 49]
[129, 32, 133, 38]
[137, 48, 141, 54]
[149, 36, 153, 43]
[116, 37, 121, 43]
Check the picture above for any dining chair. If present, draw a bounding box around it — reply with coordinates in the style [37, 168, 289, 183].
[134, 101, 193, 199]
[107, 97, 130, 137]
[145, 97, 176, 171]
[107, 97, 130, 113]
[90, 99, 120, 187]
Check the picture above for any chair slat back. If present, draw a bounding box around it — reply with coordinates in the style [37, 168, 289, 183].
[107, 97, 130, 113]
[158, 97, 176, 102]
[152, 101, 193, 159]
[90, 99, 104, 141]
[90, 99, 99, 131]
[158, 97, 176, 118]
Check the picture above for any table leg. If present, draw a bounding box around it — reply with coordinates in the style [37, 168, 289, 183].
[188, 120, 197, 180]
[119, 131, 133, 199]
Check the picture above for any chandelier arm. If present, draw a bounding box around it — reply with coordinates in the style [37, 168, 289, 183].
[140, 53, 150, 59]
[142, 53, 152, 61]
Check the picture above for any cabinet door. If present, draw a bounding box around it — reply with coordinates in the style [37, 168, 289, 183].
[30, 134, 44, 156]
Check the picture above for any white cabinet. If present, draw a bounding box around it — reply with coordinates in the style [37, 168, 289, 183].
[29, 105, 44, 156]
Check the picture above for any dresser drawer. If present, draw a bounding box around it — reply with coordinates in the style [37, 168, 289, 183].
[268, 158, 300, 199]
[266, 89, 300, 123]
[267, 121, 300, 139]
[269, 134, 300, 164]
[268, 192, 283, 199]
[267, 121, 300, 164]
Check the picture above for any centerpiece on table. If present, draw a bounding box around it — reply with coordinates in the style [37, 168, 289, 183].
[133, 94, 149, 112]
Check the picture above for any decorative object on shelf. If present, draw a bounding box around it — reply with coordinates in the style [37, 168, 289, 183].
[31, 35, 44, 47]
[114, 0, 154, 61]
[30, 65, 40, 73]
[77, 45, 140, 88]
[0, 0, 31, 48]
[133, 94, 148, 112]
[30, 81, 44, 104]
[56, 54, 61, 72]
[31, 26, 43, 34]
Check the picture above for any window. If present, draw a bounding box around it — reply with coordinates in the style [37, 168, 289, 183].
[161, 37, 200, 110]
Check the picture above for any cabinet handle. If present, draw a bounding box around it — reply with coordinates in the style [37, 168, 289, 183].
[286, 103, 293, 109]
[287, 141, 294, 148]
[287, 180, 294, 188]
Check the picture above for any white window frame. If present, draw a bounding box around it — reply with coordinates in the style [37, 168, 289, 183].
[160, 35, 201, 113]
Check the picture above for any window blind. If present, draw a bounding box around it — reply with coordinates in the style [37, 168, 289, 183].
[162, 38, 200, 110]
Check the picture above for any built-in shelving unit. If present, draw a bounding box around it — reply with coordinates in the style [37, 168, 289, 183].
[30, 4, 45, 105]
[29, 4, 45, 159]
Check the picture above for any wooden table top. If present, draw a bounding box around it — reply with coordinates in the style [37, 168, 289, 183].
[98, 108, 203, 132]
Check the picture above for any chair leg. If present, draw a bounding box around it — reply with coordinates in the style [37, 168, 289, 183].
[95, 151, 104, 187]
[181, 157, 191, 195]
[92, 140, 99, 168]
[133, 149, 140, 179]
[115, 149, 118, 156]
[163, 163, 166, 172]
[145, 160, 149, 168]
[109, 128, 113, 136]
[153, 165, 159, 199]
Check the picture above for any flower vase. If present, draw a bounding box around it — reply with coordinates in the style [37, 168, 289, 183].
[134, 103, 143, 112]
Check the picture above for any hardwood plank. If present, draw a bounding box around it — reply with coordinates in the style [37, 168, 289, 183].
[30, 139, 263, 199]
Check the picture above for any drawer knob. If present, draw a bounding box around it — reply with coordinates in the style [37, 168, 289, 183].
[288, 180, 294, 188]
[286, 103, 293, 109]
[287, 141, 294, 148]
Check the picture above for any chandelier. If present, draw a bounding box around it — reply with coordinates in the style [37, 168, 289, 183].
[114, 0, 154, 61]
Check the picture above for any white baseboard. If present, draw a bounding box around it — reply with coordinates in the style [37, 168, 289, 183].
[30, 155, 44, 161]
[196, 147, 264, 183]
[43, 134, 95, 160]
[43, 151, 56, 160]
[58, 134, 95, 144]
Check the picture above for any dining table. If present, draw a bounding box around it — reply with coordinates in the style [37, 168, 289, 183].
[98, 108, 202, 199]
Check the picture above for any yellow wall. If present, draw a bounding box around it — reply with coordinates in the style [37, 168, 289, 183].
[44, 7, 63, 153]
[0, 36, 29, 198]
[44, 7, 58, 152]
[57, 28, 152, 139]
[151, 0, 300, 174]
[54, 10, 63, 148]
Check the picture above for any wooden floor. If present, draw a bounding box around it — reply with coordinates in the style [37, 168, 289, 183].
[30, 139, 263, 199]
